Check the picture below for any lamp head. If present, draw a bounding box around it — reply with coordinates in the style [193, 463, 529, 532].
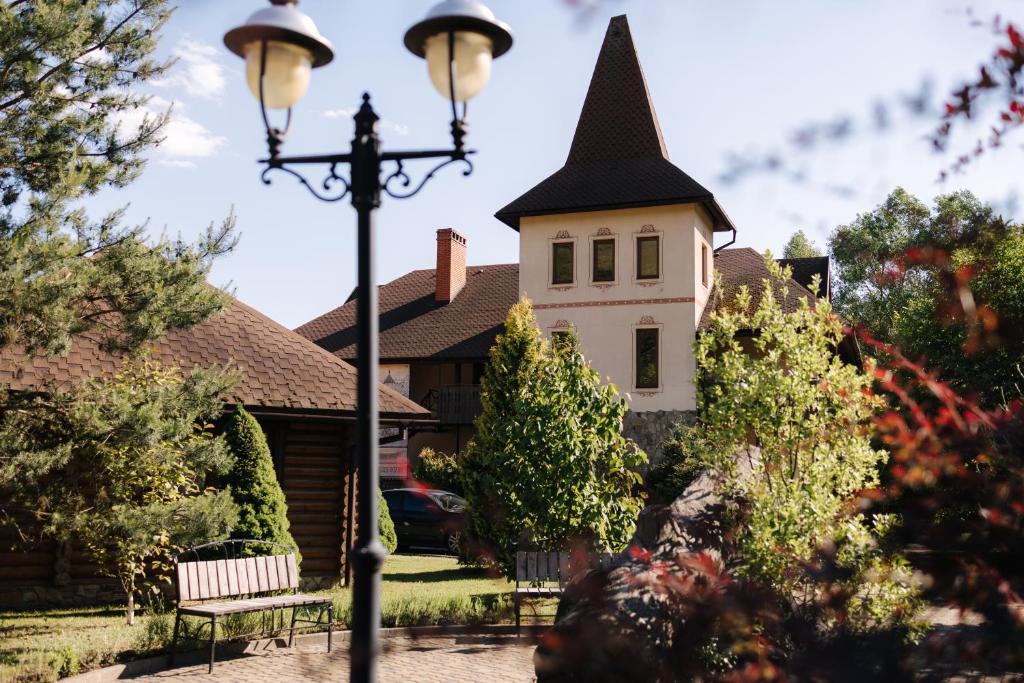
[224, 0, 334, 110]
[404, 0, 513, 103]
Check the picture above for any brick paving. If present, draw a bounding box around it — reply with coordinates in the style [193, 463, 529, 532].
[133, 635, 536, 682]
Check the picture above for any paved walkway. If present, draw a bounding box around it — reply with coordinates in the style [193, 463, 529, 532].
[134, 635, 536, 682]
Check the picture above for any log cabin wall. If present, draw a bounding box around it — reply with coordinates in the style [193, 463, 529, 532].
[0, 412, 356, 607]
[256, 414, 355, 590]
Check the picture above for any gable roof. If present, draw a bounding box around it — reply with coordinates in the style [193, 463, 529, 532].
[698, 248, 819, 332]
[296, 264, 519, 362]
[494, 15, 735, 233]
[297, 250, 820, 363]
[0, 296, 428, 419]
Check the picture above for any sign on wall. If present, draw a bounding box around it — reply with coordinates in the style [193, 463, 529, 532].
[379, 364, 411, 480]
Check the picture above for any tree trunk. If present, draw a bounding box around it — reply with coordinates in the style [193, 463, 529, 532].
[126, 587, 135, 626]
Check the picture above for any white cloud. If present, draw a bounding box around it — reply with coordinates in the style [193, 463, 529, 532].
[321, 108, 410, 136]
[116, 98, 226, 169]
[152, 38, 226, 100]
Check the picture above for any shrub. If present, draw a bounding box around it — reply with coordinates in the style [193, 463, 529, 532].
[695, 257, 922, 634]
[379, 488, 398, 553]
[412, 447, 462, 495]
[461, 298, 646, 578]
[223, 406, 298, 562]
[644, 423, 711, 506]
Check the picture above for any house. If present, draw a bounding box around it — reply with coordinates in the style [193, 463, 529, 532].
[297, 15, 836, 469]
[0, 296, 428, 605]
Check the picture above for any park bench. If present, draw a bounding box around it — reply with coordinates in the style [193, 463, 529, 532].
[514, 550, 615, 630]
[170, 540, 333, 673]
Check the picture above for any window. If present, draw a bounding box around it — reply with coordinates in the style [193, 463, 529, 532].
[552, 241, 574, 285]
[592, 238, 615, 282]
[701, 243, 709, 287]
[635, 328, 659, 389]
[636, 236, 660, 280]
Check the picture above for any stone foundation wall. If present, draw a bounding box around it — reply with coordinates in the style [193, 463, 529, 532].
[622, 410, 697, 466]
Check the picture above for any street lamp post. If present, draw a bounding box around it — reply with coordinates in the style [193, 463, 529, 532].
[223, 2, 512, 681]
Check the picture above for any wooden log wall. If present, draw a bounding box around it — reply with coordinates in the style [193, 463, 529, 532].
[0, 411, 355, 606]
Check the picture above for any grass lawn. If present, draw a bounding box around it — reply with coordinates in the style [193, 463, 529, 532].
[0, 553, 553, 683]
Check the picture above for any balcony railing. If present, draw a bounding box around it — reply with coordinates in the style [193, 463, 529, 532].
[438, 384, 482, 425]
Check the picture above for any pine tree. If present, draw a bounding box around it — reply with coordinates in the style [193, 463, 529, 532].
[0, 0, 236, 358]
[223, 407, 298, 562]
[782, 229, 822, 259]
[461, 298, 646, 578]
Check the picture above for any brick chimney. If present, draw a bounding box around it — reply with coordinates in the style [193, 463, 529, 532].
[435, 228, 467, 303]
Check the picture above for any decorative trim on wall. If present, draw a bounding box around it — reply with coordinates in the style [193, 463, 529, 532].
[555, 230, 572, 239]
[592, 283, 614, 290]
[634, 391, 659, 398]
[552, 319, 572, 328]
[638, 315, 657, 325]
[637, 281, 660, 288]
[549, 285, 574, 292]
[640, 224, 657, 233]
[534, 296, 694, 310]
[595, 227, 612, 236]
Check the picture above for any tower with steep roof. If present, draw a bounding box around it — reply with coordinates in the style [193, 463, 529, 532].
[496, 14, 736, 415]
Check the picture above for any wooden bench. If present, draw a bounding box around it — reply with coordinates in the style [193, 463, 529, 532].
[514, 550, 615, 630]
[170, 540, 333, 673]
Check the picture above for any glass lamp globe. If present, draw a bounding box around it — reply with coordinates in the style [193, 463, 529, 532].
[405, 0, 513, 103]
[224, 0, 334, 110]
[244, 41, 313, 110]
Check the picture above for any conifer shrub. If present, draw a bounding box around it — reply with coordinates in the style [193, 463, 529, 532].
[379, 489, 398, 554]
[223, 406, 298, 562]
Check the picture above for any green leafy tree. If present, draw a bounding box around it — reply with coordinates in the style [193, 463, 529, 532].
[695, 258, 922, 635]
[782, 229, 822, 259]
[378, 489, 397, 554]
[0, 358, 239, 624]
[831, 188, 1023, 404]
[461, 298, 646, 578]
[223, 407, 298, 562]
[644, 423, 711, 506]
[412, 447, 463, 495]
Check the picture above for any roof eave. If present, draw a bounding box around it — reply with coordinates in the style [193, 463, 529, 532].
[496, 194, 723, 232]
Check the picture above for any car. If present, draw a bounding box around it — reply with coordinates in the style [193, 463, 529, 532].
[382, 488, 466, 554]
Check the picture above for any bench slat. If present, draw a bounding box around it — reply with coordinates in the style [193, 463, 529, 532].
[177, 563, 192, 601]
[275, 555, 290, 590]
[286, 554, 299, 589]
[216, 560, 230, 597]
[547, 553, 559, 582]
[559, 553, 570, 586]
[255, 556, 269, 592]
[526, 552, 537, 581]
[226, 558, 239, 595]
[515, 552, 526, 584]
[237, 557, 250, 594]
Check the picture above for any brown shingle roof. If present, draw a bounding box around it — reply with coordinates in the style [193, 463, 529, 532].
[295, 264, 519, 362]
[494, 15, 735, 233]
[298, 251, 817, 362]
[699, 248, 818, 332]
[0, 297, 428, 418]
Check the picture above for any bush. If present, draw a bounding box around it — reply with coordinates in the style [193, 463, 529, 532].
[379, 488, 398, 553]
[461, 298, 646, 578]
[223, 406, 298, 561]
[695, 257, 922, 635]
[412, 447, 462, 495]
[644, 424, 711, 506]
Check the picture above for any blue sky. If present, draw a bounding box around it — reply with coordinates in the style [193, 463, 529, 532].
[91, 0, 1023, 329]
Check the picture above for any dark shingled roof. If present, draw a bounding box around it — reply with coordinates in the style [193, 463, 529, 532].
[295, 264, 519, 362]
[776, 256, 830, 298]
[0, 296, 428, 419]
[495, 15, 735, 233]
[698, 248, 819, 332]
[297, 251, 820, 363]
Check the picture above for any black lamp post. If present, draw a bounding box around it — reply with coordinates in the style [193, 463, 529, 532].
[223, 2, 512, 681]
